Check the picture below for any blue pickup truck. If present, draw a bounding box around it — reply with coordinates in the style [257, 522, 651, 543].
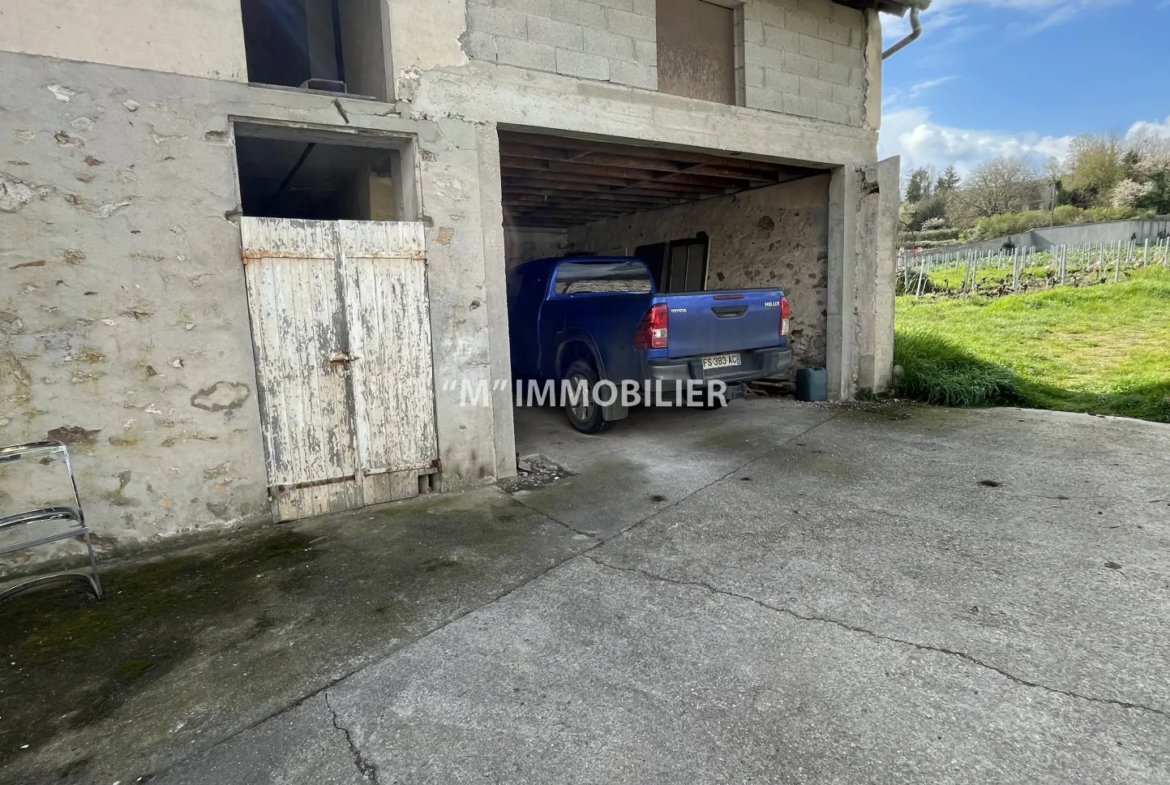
[507, 256, 792, 433]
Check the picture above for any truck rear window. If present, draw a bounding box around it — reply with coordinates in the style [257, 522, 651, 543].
[554, 262, 652, 295]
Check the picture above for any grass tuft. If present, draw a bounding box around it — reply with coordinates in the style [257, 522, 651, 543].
[894, 330, 1021, 408]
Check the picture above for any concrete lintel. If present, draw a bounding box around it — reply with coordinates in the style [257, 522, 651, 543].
[410, 62, 879, 168]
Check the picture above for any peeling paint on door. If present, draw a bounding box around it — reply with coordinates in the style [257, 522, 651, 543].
[240, 218, 438, 521]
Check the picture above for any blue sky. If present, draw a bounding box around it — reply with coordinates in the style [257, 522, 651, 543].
[878, 0, 1170, 174]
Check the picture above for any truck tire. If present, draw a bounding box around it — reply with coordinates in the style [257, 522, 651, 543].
[563, 359, 609, 434]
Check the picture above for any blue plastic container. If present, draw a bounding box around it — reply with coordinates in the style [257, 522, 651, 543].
[795, 367, 827, 402]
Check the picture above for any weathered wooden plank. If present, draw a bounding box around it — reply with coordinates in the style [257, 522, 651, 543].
[241, 218, 337, 262]
[337, 221, 438, 479]
[241, 217, 360, 519]
[361, 470, 422, 506]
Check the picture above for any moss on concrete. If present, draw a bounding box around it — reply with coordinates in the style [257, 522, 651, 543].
[0, 488, 586, 783]
[0, 529, 317, 765]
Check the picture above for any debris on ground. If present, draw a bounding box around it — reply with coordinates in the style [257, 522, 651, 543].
[747, 379, 795, 398]
[828, 396, 917, 420]
[500, 454, 573, 492]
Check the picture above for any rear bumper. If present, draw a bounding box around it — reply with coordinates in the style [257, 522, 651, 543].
[642, 346, 794, 384]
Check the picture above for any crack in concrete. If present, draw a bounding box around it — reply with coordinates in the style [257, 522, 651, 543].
[583, 555, 1170, 721]
[146, 412, 846, 778]
[325, 691, 380, 784]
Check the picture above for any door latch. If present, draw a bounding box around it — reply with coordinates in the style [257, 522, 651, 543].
[328, 351, 356, 368]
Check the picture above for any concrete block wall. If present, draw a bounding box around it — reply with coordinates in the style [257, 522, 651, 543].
[465, 0, 869, 126]
[465, 0, 658, 90]
[742, 0, 867, 127]
[564, 175, 831, 372]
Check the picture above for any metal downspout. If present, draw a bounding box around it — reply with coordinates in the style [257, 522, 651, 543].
[882, 7, 922, 59]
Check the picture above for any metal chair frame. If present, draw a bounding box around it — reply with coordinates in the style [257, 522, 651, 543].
[0, 441, 103, 601]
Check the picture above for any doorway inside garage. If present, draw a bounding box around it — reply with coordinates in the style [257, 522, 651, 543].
[496, 129, 831, 459]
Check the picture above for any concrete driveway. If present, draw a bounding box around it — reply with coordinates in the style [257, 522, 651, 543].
[7, 400, 1168, 783]
[144, 399, 1170, 784]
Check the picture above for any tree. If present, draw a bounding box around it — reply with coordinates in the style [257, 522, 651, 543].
[1110, 179, 1154, 208]
[904, 166, 934, 203]
[1062, 133, 1126, 206]
[1132, 152, 1170, 214]
[935, 165, 961, 193]
[957, 156, 1040, 217]
[1127, 127, 1170, 160]
[909, 195, 948, 230]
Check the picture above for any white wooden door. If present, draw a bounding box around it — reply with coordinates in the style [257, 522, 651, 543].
[241, 217, 438, 521]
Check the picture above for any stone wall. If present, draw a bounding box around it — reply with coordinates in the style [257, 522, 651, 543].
[564, 175, 831, 370]
[504, 227, 570, 269]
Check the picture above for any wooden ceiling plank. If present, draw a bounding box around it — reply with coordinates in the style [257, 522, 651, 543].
[504, 187, 682, 204]
[503, 170, 730, 193]
[499, 131, 791, 171]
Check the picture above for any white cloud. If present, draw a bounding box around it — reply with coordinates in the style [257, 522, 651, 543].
[883, 0, 1131, 44]
[879, 106, 1074, 174]
[1128, 116, 1170, 140]
[880, 111, 1170, 175]
[883, 75, 958, 108]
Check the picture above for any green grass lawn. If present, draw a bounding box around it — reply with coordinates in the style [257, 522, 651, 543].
[894, 267, 1170, 422]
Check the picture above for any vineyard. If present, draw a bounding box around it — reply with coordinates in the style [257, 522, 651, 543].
[898, 240, 1170, 298]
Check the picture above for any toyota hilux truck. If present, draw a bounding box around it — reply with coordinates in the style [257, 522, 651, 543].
[507, 256, 793, 433]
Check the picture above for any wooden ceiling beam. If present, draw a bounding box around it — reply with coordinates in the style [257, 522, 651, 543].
[504, 221, 578, 229]
[503, 171, 730, 193]
[502, 143, 693, 173]
[503, 188, 684, 205]
[499, 131, 779, 169]
[505, 204, 632, 217]
[502, 145, 790, 183]
[505, 201, 632, 213]
[504, 201, 673, 214]
[502, 157, 769, 188]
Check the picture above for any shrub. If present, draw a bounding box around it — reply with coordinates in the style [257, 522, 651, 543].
[903, 240, 963, 250]
[898, 228, 963, 249]
[968, 205, 1151, 240]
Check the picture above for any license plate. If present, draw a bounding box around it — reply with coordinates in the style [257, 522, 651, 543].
[702, 353, 742, 370]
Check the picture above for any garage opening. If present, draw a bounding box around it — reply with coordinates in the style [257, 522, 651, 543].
[240, 0, 389, 100]
[234, 125, 411, 221]
[498, 129, 830, 455]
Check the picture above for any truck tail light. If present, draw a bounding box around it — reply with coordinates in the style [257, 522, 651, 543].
[634, 303, 669, 349]
[780, 296, 791, 338]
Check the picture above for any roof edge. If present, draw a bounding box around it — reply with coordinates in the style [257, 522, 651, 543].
[836, 0, 930, 17]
